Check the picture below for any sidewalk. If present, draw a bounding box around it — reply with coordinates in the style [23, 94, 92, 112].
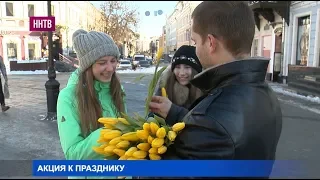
[0, 74, 70, 160]
[268, 82, 320, 115]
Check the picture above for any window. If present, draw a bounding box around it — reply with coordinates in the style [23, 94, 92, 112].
[6, 2, 14, 16]
[186, 29, 190, 42]
[51, 5, 55, 16]
[28, 43, 36, 60]
[28, 4, 34, 17]
[264, 24, 270, 31]
[296, 15, 310, 66]
[7, 43, 17, 59]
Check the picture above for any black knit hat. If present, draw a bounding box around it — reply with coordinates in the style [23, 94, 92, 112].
[171, 45, 202, 73]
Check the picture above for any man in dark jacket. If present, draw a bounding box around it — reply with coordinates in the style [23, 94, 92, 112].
[149, 1, 282, 178]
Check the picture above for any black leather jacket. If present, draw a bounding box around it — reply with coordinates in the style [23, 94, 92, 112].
[155, 58, 282, 178]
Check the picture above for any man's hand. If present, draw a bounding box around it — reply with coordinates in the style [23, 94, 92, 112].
[149, 96, 172, 119]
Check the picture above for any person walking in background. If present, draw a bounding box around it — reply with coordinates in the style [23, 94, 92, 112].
[56, 29, 129, 179]
[0, 55, 10, 112]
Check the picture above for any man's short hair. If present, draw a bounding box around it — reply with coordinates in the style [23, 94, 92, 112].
[191, 1, 255, 57]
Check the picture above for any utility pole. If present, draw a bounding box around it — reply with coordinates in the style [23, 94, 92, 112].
[45, 0, 60, 121]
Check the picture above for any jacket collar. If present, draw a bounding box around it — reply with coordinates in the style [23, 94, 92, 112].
[94, 80, 110, 91]
[191, 57, 270, 93]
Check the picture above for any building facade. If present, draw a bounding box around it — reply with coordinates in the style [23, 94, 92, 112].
[159, 26, 166, 52]
[165, 1, 202, 54]
[55, 1, 105, 54]
[176, 1, 192, 48]
[283, 1, 320, 76]
[281, 1, 320, 95]
[176, 1, 201, 48]
[165, 8, 178, 54]
[249, 1, 290, 82]
[0, 1, 103, 71]
[120, 29, 138, 58]
[249, 1, 320, 95]
[136, 34, 151, 53]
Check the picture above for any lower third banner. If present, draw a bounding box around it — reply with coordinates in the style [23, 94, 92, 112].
[32, 160, 295, 177]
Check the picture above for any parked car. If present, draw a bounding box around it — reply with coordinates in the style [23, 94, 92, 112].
[124, 58, 132, 63]
[139, 60, 151, 68]
[117, 60, 132, 70]
[133, 54, 146, 66]
[146, 58, 153, 65]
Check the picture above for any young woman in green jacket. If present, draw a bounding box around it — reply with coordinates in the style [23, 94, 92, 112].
[57, 29, 129, 179]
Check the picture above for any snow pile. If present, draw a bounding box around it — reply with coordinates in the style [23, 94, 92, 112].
[117, 66, 165, 74]
[271, 86, 320, 104]
[8, 70, 60, 75]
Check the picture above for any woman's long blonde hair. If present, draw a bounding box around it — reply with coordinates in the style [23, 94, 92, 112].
[76, 67, 125, 137]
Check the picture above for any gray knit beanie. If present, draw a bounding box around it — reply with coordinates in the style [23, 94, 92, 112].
[72, 29, 120, 72]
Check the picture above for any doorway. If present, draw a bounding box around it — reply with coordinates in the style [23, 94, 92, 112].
[273, 33, 283, 82]
[262, 35, 272, 79]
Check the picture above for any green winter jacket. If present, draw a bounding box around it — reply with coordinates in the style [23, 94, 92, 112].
[57, 70, 130, 179]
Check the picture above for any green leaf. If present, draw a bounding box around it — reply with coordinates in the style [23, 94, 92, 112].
[146, 117, 159, 126]
[144, 62, 160, 116]
[155, 66, 168, 84]
[133, 112, 146, 122]
[134, 127, 143, 131]
[164, 136, 174, 147]
[144, 65, 168, 117]
[114, 122, 134, 132]
[120, 112, 135, 125]
[132, 113, 146, 126]
[133, 74, 146, 83]
[120, 112, 142, 128]
[163, 125, 170, 133]
[154, 114, 166, 126]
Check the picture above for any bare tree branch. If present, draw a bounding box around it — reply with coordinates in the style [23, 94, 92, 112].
[100, 1, 139, 44]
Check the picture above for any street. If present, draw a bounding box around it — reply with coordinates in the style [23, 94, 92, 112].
[0, 72, 319, 178]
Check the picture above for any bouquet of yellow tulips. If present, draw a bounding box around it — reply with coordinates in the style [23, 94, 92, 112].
[93, 48, 186, 160]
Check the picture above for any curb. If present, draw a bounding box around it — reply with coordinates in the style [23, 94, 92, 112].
[269, 84, 320, 104]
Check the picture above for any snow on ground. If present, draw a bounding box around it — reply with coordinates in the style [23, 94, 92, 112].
[270, 85, 320, 104]
[277, 97, 320, 115]
[8, 70, 60, 75]
[116, 66, 165, 74]
[8, 66, 164, 75]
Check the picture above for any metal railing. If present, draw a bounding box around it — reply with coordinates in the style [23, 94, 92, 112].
[58, 53, 79, 68]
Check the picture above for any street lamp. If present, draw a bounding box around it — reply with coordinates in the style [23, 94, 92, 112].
[45, 0, 60, 121]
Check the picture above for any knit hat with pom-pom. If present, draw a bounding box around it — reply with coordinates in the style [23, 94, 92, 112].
[72, 29, 120, 72]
